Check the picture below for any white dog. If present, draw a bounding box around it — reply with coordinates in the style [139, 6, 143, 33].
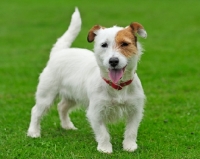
[27, 8, 147, 153]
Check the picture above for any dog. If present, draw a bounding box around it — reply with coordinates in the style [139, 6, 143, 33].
[27, 8, 147, 153]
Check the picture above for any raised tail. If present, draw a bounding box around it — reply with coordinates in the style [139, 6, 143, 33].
[50, 7, 81, 56]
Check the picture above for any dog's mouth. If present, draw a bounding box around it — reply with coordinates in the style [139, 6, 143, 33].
[108, 66, 126, 84]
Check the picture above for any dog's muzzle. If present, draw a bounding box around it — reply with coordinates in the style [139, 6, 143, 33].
[109, 57, 119, 67]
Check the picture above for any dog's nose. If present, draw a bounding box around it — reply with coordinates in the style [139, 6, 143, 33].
[109, 57, 119, 67]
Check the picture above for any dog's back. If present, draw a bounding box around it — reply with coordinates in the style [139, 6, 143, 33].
[47, 48, 100, 104]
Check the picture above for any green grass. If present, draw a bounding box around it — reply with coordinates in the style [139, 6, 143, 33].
[0, 0, 200, 158]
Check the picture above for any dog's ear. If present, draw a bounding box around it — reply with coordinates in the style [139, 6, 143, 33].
[87, 25, 103, 42]
[130, 22, 147, 38]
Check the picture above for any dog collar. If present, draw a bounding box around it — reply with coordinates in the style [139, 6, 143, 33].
[102, 78, 133, 90]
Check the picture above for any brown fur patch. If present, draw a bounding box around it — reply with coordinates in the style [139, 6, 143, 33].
[130, 22, 144, 34]
[115, 27, 137, 58]
[87, 25, 104, 42]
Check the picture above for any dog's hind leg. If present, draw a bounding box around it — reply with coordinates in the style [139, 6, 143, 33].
[57, 98, 77, 130]
[27, 69, 58, 138]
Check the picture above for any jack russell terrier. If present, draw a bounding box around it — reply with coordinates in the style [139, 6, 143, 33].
[27, 8, 147, 153]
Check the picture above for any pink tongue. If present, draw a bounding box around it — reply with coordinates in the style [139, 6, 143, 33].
[109, 69, 124, 84]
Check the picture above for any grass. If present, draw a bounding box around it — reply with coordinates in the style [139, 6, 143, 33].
[0, 0, 200, 158]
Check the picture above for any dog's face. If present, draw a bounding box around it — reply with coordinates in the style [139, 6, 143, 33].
[88, 22, 147, 83]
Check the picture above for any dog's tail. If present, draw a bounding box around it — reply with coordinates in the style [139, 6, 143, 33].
[50, 7, 81, 56]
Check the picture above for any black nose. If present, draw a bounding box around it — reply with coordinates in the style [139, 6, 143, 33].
[109, 57, 119, 67]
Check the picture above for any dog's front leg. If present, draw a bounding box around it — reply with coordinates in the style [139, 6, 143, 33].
[123, 104, 144, 152]
[86, 102, 112, 153]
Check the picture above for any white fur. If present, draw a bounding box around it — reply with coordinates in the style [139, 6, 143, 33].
[27, 8, 146, 153]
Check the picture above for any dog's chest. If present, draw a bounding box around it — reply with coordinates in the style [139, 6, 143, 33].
[101, 92, 134, 122]
[110, 96, 127, 106]
[102, 101, 133, 123]
[107, 89, 133, 105]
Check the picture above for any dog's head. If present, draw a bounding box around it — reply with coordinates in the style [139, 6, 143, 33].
[87, 22, 147, 84]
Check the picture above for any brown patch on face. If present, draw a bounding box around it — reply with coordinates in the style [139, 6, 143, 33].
[115, 27, 138, 58]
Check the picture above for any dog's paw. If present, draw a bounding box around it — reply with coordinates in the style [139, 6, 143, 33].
[97, 142, 113, 154]
[61, 122, 78, 130]
[27, 129, 41, 138]
[123, 140, 138, 152]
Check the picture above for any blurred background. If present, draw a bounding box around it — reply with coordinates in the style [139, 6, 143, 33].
[0, 0, 199, 158]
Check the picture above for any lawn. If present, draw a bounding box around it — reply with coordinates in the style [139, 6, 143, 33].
[0, 0, 200, 158]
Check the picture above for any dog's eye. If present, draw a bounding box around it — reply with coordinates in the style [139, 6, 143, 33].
[121, 42, 129, 47]
[101, 43, 108, 48]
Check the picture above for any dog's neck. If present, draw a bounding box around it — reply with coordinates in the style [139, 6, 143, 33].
[102, 77, 133, 90]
